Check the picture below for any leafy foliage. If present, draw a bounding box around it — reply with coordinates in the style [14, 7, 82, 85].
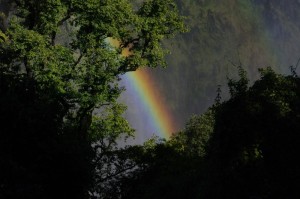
[169, 109, 215, 157]
[115, 68, 300, 199]
[203, 67, 300, 198]
[0, 0, 185, 198]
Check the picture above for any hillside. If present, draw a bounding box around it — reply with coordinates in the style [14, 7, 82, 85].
[125, 0, 300, 137]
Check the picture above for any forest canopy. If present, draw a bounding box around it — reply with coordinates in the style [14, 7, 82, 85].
[0, 0, 185, 198]
[1, 0, 300, 199]
[115, 67, 300, 199]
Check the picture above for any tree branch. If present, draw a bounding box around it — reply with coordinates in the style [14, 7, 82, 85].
[97, 164, 138, 184]
[73, 53, 83, 69]
[58, 14, 72, 27]
[51, 31, 56, 46]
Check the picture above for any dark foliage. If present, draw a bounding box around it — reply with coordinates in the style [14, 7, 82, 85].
[0, 73, 94, 199]
[0, 0, 185, 198]
[118, 68, 300, 199]
[205, 68, 300, 199]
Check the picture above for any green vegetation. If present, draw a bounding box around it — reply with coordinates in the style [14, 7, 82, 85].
[0, 0, 185, 198]
[1, 1, 300, 199]
[115, 67, 300, 199]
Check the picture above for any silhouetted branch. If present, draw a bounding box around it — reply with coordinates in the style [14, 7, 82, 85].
[97, 164, 138, 184]
[73, 53, 83, 68]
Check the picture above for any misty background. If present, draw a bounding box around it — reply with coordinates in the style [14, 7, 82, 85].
[121, 0, 300, 144]
[2, 0, 300, 144]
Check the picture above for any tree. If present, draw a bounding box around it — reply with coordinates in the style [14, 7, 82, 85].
[115, 137, 204, 199]
[203, 67, 300, 199]
[114, 110, 216, 199]
[0, 0, 185, 198]
[169, 109, 215, 158]
[116, 67, 300, 199]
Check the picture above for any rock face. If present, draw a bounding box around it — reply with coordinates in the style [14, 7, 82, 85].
[140, 0, 300, 131]
[123, 1, 300, 141]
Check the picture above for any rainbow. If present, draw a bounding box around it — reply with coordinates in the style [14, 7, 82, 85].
[107, 38, 176, 139]
[122, 69, 176, 139]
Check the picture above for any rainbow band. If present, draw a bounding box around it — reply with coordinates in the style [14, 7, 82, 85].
[107, 38, 175, 139]
[123, 69, 175, 139]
